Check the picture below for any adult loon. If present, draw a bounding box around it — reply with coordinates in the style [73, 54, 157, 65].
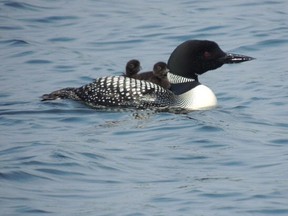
[41, 40, 254, 110]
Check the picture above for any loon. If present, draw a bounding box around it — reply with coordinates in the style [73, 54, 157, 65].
[125, 60, 171, 89]
[124, 59, 141, 77]
[148, 62, 171, 89]
[41, 40, 254, 110]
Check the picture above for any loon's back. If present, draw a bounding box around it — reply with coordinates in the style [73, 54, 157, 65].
[42, 76, 176, 109]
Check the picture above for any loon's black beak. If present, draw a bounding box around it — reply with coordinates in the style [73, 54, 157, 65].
[219, 53, 255, 64]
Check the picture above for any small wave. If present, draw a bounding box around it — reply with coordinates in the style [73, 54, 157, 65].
[25, 59, 52, 64]
[269, 138, 288, 145]
[196, 125, 224, 132]
[0, 39, 29, 46]
[4, 1, 55, 11]
[0, 26, 23, 30]
[256, 39, 288, 47]
[16, 207, 52, 214]
[36, 168, 82, 176]
[23, 15, 79, 24]
[48, 37, 76, 42]
[0, 170, 51, 182]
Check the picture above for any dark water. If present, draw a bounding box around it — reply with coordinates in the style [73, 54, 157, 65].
[1, 0, 288, 215]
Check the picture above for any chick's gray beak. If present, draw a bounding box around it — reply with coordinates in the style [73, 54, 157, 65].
[219, 53, 255, 64]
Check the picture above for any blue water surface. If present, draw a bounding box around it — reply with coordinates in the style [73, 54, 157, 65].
[1, 0, 288, 215]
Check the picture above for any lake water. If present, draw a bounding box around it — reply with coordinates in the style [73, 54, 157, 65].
[1, 0, 288, 215]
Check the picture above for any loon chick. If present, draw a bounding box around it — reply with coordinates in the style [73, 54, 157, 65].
[41, 40, 254, 110]
[124, 61, 169, 89]
[124, 59, 141, 77]
[148, 62, 171, 89]
[123, 59, 170, 89]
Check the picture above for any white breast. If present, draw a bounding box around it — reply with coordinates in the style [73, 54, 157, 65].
[176, 84, 217, 110]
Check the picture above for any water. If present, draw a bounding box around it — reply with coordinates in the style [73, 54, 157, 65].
[1, 0, 288, 215]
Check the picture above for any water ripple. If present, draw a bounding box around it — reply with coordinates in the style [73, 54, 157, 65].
[25, 59, 52, 64]
[3, 1, 51, 11]
[23, 15, 79, 24]
[0, 39, 29, 46]
[0, 171, 52, 182]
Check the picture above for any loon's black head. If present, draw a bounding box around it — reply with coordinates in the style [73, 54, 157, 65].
[167, 40, 255, 80]
[125, 59, 141, 77]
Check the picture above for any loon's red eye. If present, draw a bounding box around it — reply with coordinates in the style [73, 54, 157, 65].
[204, 51, 212, 59]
